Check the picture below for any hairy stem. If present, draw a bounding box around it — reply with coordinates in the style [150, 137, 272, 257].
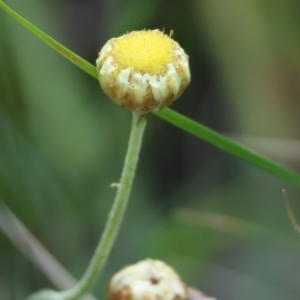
[63, 112, 147, 299]
[27, 112, 147, 300]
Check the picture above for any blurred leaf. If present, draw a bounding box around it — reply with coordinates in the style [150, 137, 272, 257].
[174, 208, 300, 248]
[1, 1, 300, 190]
[0, 201, 97, 300]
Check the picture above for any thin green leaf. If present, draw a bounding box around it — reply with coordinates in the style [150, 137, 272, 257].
[1, 2, 300, 188]
[0, 1, 98, 79]
[156, 109, 300, 188]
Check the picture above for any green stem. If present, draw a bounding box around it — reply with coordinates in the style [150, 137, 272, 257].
[27, 112, 147, 300]
[63, 112, 147, 299]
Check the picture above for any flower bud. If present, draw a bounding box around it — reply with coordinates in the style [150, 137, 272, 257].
[107, 259, 187, 300]
[96, 30, 191, 113]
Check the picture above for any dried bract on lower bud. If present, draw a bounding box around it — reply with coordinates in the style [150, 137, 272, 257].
[187, 287, 217, 300]
[96, 30, 191, 113]
[107, 259, 187, 300]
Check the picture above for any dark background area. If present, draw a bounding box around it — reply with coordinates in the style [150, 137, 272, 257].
[1, 0, 300, 299]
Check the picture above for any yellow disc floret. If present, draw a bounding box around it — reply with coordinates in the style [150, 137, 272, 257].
[112, 31, 174, 74]
[96, 29, 191, 113]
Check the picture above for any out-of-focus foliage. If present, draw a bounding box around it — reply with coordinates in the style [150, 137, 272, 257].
[1, 0, 300, 300]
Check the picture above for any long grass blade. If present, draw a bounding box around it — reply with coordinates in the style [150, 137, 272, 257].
[0, 201, 98, 300]
[156, 109, 300, 188]
[1, 2, 300, 188]
[0, 1, 98, 79]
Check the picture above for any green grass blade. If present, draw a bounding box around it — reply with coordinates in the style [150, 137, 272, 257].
[0, 1, 98, 79]
[156, 109, 300, 188]
[1, 2, 300, 188]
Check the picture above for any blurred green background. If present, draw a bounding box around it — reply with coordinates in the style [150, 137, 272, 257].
[1, 0, 300, 299]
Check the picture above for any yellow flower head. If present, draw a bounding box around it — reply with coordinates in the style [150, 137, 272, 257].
[96, 30, 191, 113]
